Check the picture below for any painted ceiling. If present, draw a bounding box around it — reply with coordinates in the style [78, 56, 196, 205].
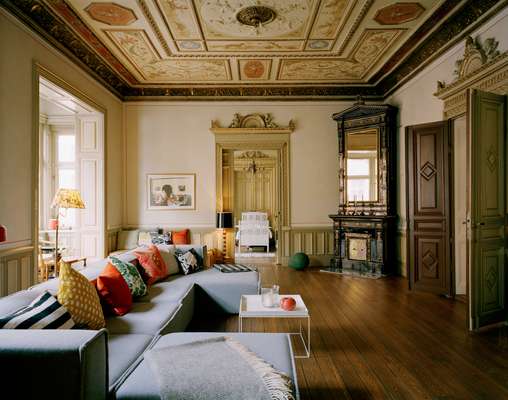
[2, 0, 503, 98]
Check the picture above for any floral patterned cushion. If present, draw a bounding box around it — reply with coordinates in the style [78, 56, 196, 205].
[110, 256, 148, 297]
[175, 250, 198, 275]
[134, 245, 168, 285]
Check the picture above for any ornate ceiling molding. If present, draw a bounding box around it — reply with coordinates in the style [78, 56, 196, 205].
[0, 0, 506, 100]
[435, 35, 508, 119]
[378, 0, 508, 96]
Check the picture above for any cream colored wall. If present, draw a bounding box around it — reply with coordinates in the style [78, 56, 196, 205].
[123, 102, 350, 230]
[386, 5, 508, 276]
[0, 10, 123, 250]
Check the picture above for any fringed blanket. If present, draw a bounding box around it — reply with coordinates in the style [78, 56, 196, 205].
[144, 336, 295, 400]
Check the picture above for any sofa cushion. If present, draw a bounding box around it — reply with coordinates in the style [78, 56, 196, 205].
[117, 229, 140, 250]
[175, 250, 198, 275]
[32, 259, 109, 296]
[156, 245, 180, 275]
[164, 268, 259, 313]
[110, 256, 147, 297]
[108, 333, 155, 390]
[171, 229, 190, 244]
[113, 251, 138, 265]
[96, 263, 132, 316]
[0, 290, 43, 316]
[114, 332, 297, 400]
[134, 245, 168, 285]
[105, 301, 180, 335]
[136, 280, 194, 304]
[57, 261, 105, 330]
[0, 291, 75, 329]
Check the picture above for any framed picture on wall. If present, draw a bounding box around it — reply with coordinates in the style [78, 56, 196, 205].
[147, 173, 196, 210]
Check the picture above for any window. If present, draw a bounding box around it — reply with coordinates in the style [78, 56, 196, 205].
[347, 151, 377, 202]
[55, 133, 76, 228]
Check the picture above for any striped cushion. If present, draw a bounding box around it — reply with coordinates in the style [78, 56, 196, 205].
[0, 291, 75, 329]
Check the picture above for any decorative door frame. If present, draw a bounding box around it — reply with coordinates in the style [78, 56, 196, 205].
[32, 63, 108, 266]
[211, 113, 294, 264]
[435, 35, 508, 329]
[435, 35, 508, 119]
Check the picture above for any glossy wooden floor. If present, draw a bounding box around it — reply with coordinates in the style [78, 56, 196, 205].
[189, 264, 508, 400]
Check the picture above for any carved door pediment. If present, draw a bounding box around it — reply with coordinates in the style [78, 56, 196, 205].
[434, 36, 508, 119]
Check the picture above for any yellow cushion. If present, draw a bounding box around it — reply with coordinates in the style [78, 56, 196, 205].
[57, 261, 105, 329]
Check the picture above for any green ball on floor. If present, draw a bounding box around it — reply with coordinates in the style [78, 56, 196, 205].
[289, 252, 309, 270]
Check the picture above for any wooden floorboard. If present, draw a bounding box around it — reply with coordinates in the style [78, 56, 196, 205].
[188, 265, 508, 399]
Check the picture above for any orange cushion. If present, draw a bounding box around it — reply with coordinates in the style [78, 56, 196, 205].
[172, 229, 190, 244]
[134, 245, 168, 285]
[96, 263, 132, 316]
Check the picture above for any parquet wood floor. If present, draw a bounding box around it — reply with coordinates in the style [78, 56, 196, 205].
[188, 265, 508, 399]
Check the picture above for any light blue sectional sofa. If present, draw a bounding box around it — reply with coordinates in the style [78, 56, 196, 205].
[0, 245, 299, 400]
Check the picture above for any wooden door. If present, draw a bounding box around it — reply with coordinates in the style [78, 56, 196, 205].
[407, 121, 452, 295]
[468, 89, 507, 330]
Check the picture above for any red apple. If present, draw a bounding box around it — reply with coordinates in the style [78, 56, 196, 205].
[280, 296, 296, 311]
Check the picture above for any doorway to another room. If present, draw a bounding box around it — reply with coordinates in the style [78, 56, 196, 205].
[213, 116, 292, 266]
[36, 72, 105, 281]
[233, 150, 278, 261]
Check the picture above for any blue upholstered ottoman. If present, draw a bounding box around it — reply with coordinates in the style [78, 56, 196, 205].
[114, 332, 299, 399]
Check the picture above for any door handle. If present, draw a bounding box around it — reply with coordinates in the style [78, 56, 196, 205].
[476, 222, 485, 226]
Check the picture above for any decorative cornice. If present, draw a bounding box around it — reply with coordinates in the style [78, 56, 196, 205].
[211, 113, 294, 134]
[378, 0, 508, 96]
[1, 0, 506, 100]
[0, 0, 131, 98]
[236, 151, 272, 159]
[434, 35, 508, 119]
[122, 85, 383, 100]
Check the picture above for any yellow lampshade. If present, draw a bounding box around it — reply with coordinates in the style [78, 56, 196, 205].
[52, 188, 85, 209]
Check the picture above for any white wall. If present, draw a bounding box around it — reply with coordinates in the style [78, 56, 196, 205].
[124, 102, 351, 229]
[386, 5, 508, 275]
[0, 10, 123, 249]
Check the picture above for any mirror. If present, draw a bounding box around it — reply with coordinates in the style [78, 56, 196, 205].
[345, 129, 378, 202]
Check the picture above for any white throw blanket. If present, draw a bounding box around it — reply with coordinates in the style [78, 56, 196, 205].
[144, 336, 295, 400]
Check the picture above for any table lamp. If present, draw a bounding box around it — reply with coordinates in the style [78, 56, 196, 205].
[216, 212, 233, 263]
[51, 188, 85, 276]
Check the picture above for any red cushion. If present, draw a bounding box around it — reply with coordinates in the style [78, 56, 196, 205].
[96, 264, 132, 316]
[134, 245, 168, 285]
[172, 229, 190, 244]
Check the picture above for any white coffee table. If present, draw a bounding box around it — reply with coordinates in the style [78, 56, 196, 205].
[239, 294, 310, 358]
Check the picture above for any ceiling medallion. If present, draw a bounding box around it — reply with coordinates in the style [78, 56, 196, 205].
[236, 6, 276, 28]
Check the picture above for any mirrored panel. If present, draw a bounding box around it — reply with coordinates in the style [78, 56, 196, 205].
[346, 129, 378, 202]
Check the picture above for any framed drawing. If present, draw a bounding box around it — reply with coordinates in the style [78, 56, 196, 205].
[147, 173, 196, 210]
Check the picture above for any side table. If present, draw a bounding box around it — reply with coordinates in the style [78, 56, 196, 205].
[239, 294, 310, 358]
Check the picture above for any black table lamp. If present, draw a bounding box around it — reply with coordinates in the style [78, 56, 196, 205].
[216, 212, 233, 262]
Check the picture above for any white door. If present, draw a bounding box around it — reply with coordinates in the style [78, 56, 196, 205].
[76, 114, 105, 261]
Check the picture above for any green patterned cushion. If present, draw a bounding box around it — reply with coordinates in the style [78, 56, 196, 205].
[110, 256, 148, 297]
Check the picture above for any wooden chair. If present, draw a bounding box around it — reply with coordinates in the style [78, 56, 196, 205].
[38, 240, 87, 281]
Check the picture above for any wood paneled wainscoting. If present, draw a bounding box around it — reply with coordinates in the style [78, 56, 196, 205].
[0, 246, 35, 296]
[282, 226, 334, 266]
[107, 227, 122, 255]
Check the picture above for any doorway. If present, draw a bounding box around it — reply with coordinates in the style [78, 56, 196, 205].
[215, 139, 290, 265]
[406, 89, 507, 331]
[35, 67, 105, 280]
[233, 150, 278, 259]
